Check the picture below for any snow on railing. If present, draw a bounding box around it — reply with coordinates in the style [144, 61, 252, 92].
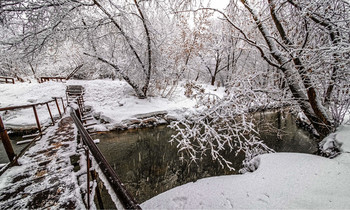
[67, 85, 140, 209]
[70, 106, 141, 209]
[0, 97, 66, 166]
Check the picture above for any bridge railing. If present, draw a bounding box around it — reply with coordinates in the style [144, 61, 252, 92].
[40, 77, 66, 83]
[70, 103, 141, 209]
[0, 76, 15, 84]
[40, 64, 84, 83]
[0, 97, 66, 164]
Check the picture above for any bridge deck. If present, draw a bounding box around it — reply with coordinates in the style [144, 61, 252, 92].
[0, 116, 84, 209]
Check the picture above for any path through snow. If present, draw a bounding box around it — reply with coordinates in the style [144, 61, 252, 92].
[0, 116, 85, 209]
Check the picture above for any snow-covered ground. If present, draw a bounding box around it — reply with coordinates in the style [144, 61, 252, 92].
[0, 81, 66, 129]
[0, 79, 224, 131]
[1, 79, 350, 209]
[141, 123, 350, 209]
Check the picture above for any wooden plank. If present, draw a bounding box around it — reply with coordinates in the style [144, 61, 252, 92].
[16, 139, 34, 145]
[84, 123, 97, 128]
[22, 133, 40, 139]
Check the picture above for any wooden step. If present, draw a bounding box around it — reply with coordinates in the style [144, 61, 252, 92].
[17, 139, 35, 145]
[22, 131, 46, 139]
[81, 115, 92, 119]
[82, 117, 93, 121]
[84, 123, 97, 128]
[22, 133, 39, 139]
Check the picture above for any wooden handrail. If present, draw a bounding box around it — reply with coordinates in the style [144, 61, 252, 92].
[0, 97, 66, 163]
[0, 97, 64, 112]
[0, 100, 54, 111]
[0, 76, 15, 84]
[70, 107, 141, 209]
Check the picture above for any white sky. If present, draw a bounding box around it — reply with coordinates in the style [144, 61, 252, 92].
[210, 0, 230, 10]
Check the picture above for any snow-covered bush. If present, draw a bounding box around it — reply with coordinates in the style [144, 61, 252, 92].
[318, 133, 342, 158]
[170, 78, 275, 171]
[239, 156, 261, 174]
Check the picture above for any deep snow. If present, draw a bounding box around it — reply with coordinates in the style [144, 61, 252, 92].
[1, 79, 350, 209]
[0, 79, 223, 130]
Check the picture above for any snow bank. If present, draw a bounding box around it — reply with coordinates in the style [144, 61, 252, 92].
[141, 123, 350, 209]
[1, 79, 225, 130]
[0, 81, 66, 107]
[142, 153, 350, 209]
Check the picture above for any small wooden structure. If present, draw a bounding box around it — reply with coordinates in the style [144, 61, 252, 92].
[40, 64, 83, 83]
[68, 85, 141, 209]
[40, 76, 66, 83]
[0, 76, 15, 84]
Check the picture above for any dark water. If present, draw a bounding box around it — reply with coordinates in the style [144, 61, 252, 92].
[95, 110, 317, 204]
[255, 110, 317, 153]
[0, 135, 26, 164]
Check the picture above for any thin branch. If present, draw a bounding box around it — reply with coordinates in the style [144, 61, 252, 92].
[176, 7, 281, 68]
[92, 0, 147, 74]
[84, 52, 145, 98]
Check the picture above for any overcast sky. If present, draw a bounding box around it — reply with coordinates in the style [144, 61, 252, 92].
[210, 0, 230, 10]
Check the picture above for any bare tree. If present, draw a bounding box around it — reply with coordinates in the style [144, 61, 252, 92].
[170, 73, 275, 170]
[169, 0, 349, 169]
[0, 0, 158, 98]
[207, 0, 350, 138]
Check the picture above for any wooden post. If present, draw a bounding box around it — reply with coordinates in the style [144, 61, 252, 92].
[66, 92, 69, 106]
[91, 170, 104, 209]
[81, 95, 85, 112]
[46, 102, 55, 125]
[78, 97, 83, 113]
[60, 97, 65, 113]
[75, 107, 82, 123]
[54, 98, 62, 117]
[86, 148, 91, 209]
[0, 116, 16, 162]
[32, 105, 42, 135]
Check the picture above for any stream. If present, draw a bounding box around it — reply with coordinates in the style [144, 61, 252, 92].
[0, 135, 26, 164]
[0, 110, 318, 206]
[95, 110, 318, 205]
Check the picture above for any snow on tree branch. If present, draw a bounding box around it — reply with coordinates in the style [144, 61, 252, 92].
[170, 79, 275, 171]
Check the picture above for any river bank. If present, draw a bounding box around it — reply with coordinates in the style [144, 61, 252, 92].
[141, 122, 350, 209]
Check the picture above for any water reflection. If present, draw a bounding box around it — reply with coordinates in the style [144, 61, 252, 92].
[97, 126, 241, 203]
[255, 110, 317, 153]
[96, 110, 317, 203]
[0, 135, 26, 164]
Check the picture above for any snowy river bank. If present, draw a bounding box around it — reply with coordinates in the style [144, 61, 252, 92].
[141, 121, 350, 209]
[1, 80, 349, 209]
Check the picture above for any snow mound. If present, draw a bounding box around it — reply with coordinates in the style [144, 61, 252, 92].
[141, 153, 350, 209]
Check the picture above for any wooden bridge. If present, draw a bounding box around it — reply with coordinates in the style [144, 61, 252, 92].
[0, 116, 84, 208]
[0, 85, 140, 209]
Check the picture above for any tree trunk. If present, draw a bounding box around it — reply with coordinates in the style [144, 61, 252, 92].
[240, 0, 333, 138]
[211, 76, 216, 86]
[134, 0, 152, 97]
